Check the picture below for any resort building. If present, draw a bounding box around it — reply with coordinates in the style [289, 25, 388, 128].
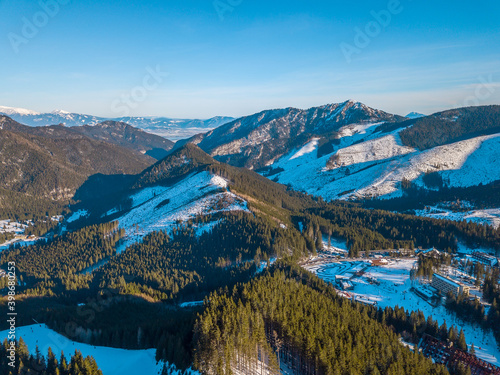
[471, 251, 498, 267]
[431, 273, 470, 297]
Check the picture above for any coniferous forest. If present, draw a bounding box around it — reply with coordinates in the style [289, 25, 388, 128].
[194, 263, 450, 375]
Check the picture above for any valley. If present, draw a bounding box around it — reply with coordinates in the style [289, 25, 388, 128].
[0, 103, 499, 375]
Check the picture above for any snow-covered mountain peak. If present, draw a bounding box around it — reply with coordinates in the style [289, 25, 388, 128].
[50, 109, 72, 115]
[0, 104, 233, 141]
[406, 112, 426, 119]
[0, 105, 40, 116]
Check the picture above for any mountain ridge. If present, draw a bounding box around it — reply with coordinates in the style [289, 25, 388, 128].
[176, 100, 405, 169]
[0, 115, 154, 205]
[0, 105, 234, 141]
[71, 120, 174, 160]
[262, 105, 500, 203]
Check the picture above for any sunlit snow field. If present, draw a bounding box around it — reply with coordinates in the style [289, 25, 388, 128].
[0, 324, 199, 375]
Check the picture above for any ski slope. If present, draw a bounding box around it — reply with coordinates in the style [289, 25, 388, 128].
[112, 171, 249, 247]
[0, 324, 199, 375]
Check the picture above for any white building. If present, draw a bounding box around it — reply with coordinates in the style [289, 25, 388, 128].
[471, 251, 498, 267]
[431, 273, 469, 297]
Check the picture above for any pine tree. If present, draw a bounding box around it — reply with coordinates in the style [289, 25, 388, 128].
[457, 329, 467, 351]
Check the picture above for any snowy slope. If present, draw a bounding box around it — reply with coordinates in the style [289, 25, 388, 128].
[111, 171, 249, 248]
[335, 121, 384, 143]
[327, 133, 414, 169]
[415, 207, 500, 229]
[0, 324, 198, 375]
[267, 127, 500, 200]
[290, 138, 320, 160]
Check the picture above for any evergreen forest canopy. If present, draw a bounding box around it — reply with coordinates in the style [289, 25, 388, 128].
[194, 263, 451, 375]
[378, 105, 500, 150]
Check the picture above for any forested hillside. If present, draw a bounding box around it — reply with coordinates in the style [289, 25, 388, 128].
[134, 143, 217, 188]
[1, 222, 123, 290]
[71, 120, 174, 160]
[194, 263, 449, 375]
[362, 180, 500, 212]
[305, 201, 500, 256]
[397, 105, 500, 150]
[0, 115, 154, 221]
[0, 187, 68, 223]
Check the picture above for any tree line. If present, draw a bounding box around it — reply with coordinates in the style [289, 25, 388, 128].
[0, 338, 102, 375]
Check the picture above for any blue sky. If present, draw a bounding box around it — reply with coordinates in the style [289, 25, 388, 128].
[1, 0, 499, 118]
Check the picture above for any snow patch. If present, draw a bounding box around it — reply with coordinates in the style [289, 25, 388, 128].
[67, 209, 89, 223]
[290, 138, 319, 160]
[0, 324, 199, 375]
[114, 172, 248, 248]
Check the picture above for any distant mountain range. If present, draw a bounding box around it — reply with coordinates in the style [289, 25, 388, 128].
[405, 112, 426, 119]
[0, 106, 234, 141]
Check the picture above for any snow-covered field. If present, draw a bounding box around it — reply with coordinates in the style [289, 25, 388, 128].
[415, 206, 500, 229]
[0, 219, 41, 251]
[267, 125, 500, 200]
[112, 171, 249, 248]
[321, 235, 348, 255]
[0, 219, 28, 234]
[305, 258, 500, 366]
[0, 324, 199, 375]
